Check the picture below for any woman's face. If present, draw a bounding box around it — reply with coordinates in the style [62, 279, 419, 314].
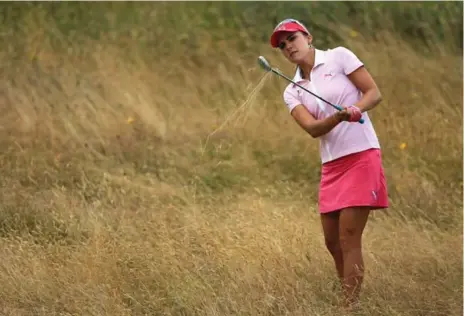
[277, 31, 312, 64]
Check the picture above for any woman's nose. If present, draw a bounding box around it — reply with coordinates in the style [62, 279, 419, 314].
[285, 42, 293, 52]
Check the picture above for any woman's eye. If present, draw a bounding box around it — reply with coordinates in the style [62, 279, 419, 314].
[288, 35, 296, 42]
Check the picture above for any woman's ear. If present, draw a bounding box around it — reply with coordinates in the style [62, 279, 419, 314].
[307, 34, 313, 46]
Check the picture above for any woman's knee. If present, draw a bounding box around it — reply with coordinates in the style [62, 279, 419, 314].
[339, 227, 362, 252]
[339, 207, 370, 252]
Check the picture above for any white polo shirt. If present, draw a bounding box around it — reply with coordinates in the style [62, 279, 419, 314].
[283, 46, 381, 164]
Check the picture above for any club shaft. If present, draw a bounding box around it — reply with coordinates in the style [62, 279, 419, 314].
[271, 69, 343, 111]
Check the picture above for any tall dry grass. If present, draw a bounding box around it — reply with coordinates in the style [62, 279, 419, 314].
[0, 4, 462, 316]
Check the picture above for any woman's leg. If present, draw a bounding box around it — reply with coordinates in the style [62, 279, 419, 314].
[338, 207, 371, 308]
[320, 211, 344, 281]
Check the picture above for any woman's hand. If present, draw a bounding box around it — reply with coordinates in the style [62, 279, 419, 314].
[334, 108, 352, 122]
[346, 105, 363, 122]
[334, 106, 362, 123]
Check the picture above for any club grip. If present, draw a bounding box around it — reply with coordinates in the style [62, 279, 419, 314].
[334, 104, 364, 124]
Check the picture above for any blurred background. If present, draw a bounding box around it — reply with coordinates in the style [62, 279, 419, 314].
[0, 2, 462, 315]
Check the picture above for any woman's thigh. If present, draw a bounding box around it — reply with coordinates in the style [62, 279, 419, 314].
[320, 211, 341, 246]
[338, 207, 371, 246]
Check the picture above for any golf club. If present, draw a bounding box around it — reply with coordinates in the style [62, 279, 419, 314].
[257, 56, 364, 124]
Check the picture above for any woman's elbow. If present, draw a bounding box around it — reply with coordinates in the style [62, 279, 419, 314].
[305, 126, 321, 138]
[375, 88, 382, 105]
[367, 88, 382, 110]
[308, 131, 320, 139]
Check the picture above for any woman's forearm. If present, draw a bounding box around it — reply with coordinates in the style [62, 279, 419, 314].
[305, 114, 341, 138]
[355, 88, 382, 112]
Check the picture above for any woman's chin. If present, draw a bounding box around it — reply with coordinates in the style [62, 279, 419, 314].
[288, 56, 302, 64]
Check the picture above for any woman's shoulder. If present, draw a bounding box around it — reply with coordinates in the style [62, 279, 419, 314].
[282, 67, 300, 95]
[283, 81, 297, 97]
[324, 46, 363, 72]
[325, 46, 357, 58]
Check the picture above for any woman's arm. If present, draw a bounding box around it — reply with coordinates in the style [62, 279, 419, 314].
[291, 104, 351, 138]
[348, 66, 382, 112]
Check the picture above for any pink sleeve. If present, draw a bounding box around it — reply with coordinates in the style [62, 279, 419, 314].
[335, 47, 364, 75]
[283, 85, 301, 113]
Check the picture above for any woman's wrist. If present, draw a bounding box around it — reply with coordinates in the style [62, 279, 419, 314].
[332, 112, 343, 123]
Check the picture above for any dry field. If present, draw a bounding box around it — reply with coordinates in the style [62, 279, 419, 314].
[0, 4, 462, 316]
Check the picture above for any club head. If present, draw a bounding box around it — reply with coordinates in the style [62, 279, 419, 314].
[257, 56, 272, 72]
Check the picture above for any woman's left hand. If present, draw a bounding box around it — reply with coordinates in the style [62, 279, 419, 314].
[345, 105, 363, 122]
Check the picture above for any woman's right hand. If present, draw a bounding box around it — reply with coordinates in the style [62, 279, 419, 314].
[334, 108, 351, 122]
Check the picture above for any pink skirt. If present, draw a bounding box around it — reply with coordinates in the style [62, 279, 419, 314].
[318, 148, 389, 214]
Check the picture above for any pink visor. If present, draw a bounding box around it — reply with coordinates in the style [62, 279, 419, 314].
[270, 19, 310, 48]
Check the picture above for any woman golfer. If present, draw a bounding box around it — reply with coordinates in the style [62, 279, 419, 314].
[269, 19, 389, 310]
